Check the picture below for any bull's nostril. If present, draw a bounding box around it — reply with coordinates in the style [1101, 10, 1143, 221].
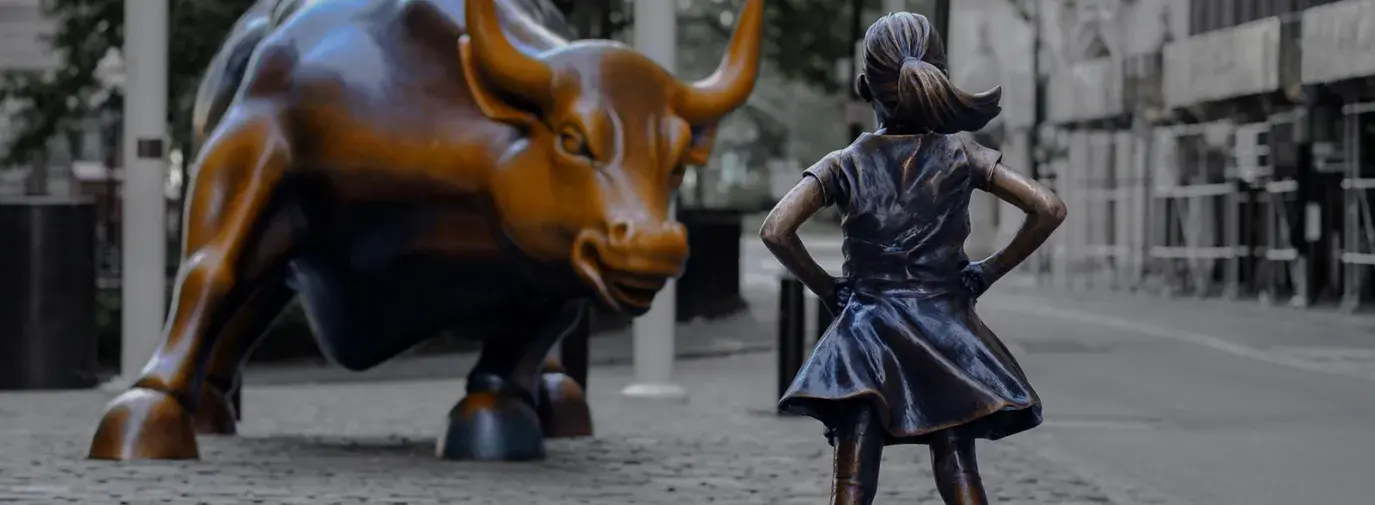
[609, 221, 632, 243]
[571, 230, 618, 306]
[579, 239, 595, 263]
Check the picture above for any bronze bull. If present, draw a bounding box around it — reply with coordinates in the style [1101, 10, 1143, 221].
[88, 0, 762, 462]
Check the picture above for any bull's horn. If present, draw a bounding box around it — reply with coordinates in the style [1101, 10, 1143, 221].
[675, 0, 764, 124]
[466, 0, 553, 106]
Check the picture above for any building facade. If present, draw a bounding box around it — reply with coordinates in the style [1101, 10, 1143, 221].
[949, 0, 1375, 311]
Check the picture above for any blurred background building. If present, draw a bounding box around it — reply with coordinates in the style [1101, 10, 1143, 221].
[948, 0, 1375, 311]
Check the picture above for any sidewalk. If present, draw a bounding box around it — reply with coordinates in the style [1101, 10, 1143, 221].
[1, 352, 1122, 504]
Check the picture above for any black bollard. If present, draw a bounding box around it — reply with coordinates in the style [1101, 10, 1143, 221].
[815, 293, 835, 342]
[777, 274, 806, 415]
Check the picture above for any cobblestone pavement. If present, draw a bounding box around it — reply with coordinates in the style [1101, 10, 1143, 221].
[1, 352, 1122, 504]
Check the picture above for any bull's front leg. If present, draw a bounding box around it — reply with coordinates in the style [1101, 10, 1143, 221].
[88, 99, 297, 460]
[191, 281, 295, 435]
[437, 300, 593, 461]
[536, 302, 593, 439]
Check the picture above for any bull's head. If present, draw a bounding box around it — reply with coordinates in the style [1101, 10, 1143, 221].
[459, 0, 762, 315]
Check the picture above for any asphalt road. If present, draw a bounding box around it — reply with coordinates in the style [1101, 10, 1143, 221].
[744, 233, 1375, 505]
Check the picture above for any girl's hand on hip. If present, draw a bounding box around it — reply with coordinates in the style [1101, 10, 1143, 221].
[962, 261, 994, 299]
[826, 276, 853, 316]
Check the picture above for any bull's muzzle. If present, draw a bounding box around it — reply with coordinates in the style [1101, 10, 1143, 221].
[570, 219, 689, 313]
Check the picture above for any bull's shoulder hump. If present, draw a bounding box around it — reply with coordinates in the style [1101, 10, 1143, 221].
[400, 0, 571, 49]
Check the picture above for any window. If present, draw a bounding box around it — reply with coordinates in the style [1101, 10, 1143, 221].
[1188, 0, 1342, 35]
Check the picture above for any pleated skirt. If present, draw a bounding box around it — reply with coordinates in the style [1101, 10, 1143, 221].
[777, 286, 1042, 445]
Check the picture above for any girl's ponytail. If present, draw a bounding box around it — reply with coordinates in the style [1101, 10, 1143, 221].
[895, 56, 1001, 134]
[861, 12, 1002, 134]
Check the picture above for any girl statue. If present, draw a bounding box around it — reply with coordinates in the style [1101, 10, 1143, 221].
[759, 12, 1068, 505]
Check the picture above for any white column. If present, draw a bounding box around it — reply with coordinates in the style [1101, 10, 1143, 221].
[621, 0, 687, 402]
[118, 0, 169, 386]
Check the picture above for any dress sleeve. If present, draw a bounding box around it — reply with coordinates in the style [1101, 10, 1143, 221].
[963, 136, 1003, 191]
[802, 150, 850, 208]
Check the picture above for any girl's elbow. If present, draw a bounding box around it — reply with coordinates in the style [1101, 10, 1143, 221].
[1048, 199, 1068, 224]
[758, 221, 782, 245]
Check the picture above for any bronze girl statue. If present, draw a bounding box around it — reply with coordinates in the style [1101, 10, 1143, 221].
[759, 12, 1067, 505]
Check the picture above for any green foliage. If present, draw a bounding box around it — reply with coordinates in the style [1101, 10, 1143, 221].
[0, 0, 121, 167]
[758, 0, 859, 93]
[679, 0, 859, 94]
[0, 0, 256, 168]
[565, 1, 860, 94]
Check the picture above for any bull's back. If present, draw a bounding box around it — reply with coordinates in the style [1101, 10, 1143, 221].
[191, 0, 284, 143]
[191, 0, 573, 145]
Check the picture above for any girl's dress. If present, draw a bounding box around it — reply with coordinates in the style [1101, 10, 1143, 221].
[777, 132, 1042, 446]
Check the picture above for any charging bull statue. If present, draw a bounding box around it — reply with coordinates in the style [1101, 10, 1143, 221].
[88, 0, 762, 462]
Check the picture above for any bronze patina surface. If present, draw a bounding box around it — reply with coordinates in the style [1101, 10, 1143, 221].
[89, 0, 762, 462]
[760, 11, 1066, 505]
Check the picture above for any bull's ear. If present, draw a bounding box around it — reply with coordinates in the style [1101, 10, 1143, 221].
[459, 36, 539, 126]
[682, 123, 720, 166]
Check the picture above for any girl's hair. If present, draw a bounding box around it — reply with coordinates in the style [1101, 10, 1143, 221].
[858, 12, 1001, 134]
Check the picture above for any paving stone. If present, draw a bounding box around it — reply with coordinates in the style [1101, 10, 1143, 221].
[0, 352, 1121, 504]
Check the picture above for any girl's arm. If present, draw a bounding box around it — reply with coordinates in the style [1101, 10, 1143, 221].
[759, 177, 838, 304]
[973, 163, 1068, 285]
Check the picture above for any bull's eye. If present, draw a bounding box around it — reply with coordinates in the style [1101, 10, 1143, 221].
[558, 127, 592, 159]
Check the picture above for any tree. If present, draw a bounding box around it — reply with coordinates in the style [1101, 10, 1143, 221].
[681, 0, 858, 94]
[0, 0, 256, 170]
[567, 0, 859, 94]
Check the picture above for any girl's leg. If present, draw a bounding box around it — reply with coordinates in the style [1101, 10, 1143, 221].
[829, 402, 884, 505]
[928, 430, 989, 505]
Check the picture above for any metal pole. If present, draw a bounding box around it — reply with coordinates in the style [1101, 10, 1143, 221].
[622, 0, 687, 402]
[932, 0, 950, 39]
[1029, 0, 1042, 180]
[814, 293, 835, 342]
[116, 0, 169, 388]
[776, 275, 805, 414]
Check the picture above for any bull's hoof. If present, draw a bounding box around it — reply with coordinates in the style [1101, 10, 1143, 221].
[193, 385, 237, 435]
[537, 371, 593, 438]
[437, 379, 546, 461]
[88, 388, 199, 460]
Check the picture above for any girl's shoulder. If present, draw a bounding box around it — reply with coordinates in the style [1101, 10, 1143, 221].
[852, 133, 1003, 189]
[959, 135, 1003, 191]
[849, 131, 966, 151]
